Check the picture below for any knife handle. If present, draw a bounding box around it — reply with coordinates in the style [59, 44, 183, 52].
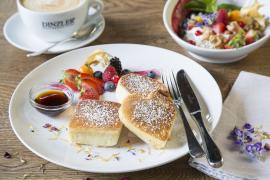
[192, 112, 223, 168]
[176, 104, 205, 158]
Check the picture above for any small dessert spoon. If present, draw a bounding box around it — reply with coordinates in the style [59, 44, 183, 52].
[27, 22, 101, 57]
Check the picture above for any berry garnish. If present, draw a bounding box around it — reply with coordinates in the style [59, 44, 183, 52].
[238, 21, 245, 28]
[89, 77, 104, 95]
[80, 89, 99, 100]
[81, 79, 103, 95]
[147, 71, 156, 78]
[104, 81, 116, 92]
[93, 71, 103, 79]
[62, 69, 81, 91]
[63, 78, 79, 91]
[111, 75, 120, 84]
[109, 57, 122, 75]
[195, 30, 202, 36]
[64, 69, 80, 78]
[212, 22, 226, 34]
[188, 40, 195, 45]
[121, 69, 131, 75]
[103, 66, 117, 82]
[216, 9, 228, 25]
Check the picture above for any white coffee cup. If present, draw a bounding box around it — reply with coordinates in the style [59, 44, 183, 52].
[17, 0, 103, 42]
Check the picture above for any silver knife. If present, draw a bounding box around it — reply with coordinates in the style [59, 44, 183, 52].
[177, 70, 223, 168]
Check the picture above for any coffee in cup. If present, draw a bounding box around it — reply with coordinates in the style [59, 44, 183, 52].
[21, 0, 81, 13]
[17, 0, 103, 42]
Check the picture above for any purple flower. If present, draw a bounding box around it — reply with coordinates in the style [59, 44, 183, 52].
[243, 123, 252, 129]
[229, 122, 269, 161]
[233, 127, 243, 137]
[248, 128, 255, 133]
[245, 136, 252, 143]
[234, 139, 243, 145]
[254, 142, 262, 151]
[195, 22, 203, 27]
[43, 123, 52, 128]
[245, 144, 253, 153]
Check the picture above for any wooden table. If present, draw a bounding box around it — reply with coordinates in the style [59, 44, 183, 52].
[1, 0, 270, 179]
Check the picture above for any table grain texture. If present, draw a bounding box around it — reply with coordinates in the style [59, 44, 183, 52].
[1, 0, 270, 179]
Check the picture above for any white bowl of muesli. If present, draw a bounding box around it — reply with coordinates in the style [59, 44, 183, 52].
[163, 0, 270, 63]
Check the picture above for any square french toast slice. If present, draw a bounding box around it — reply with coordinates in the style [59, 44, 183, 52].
[69, 100, 122, 146]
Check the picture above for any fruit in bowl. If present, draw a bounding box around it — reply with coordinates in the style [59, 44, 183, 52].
[174, 0, 268, 49]
[163, 0, 270, 63]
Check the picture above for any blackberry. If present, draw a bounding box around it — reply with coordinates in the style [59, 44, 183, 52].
[109, 57, 122, 75]
[121, 69, 130, 75]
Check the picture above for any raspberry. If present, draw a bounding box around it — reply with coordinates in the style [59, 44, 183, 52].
[102, 66, 117, 82]
[111, 75, 120, 84]
[109, 57, 122, 75]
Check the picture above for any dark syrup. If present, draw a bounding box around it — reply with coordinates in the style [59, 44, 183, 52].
[34, 90, 68, 116]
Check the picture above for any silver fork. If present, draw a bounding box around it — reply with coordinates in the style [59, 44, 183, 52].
[161, 72, 205, 158]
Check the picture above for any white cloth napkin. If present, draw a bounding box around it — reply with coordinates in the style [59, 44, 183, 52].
[189, 71, 270, 180]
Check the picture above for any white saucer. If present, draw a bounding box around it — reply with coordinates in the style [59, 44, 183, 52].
[3, 13, 105, 54]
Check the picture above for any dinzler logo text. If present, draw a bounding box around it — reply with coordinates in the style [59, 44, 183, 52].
[42, 17, 75, 29]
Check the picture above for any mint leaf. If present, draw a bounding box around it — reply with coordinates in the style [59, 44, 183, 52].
[205, 0, 217, 12]
[184, 0, 217, 13]
[184, 1, 206, 12]
[218, 3, 240, 11]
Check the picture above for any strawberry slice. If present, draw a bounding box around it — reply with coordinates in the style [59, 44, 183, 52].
[79, 73, 92, 80]
[63, 78, 78, 91]
[64, 69, 80, 79]
[81, 79, 103, 95]
[245, 36, 255, 45]
[89, 77, 104, 94]
[77, 74, 104, 95]
[224, 44, 232, 49]
[212, 22, 226, 34]
[245, 30, 259, 45]
[80, 89, 99, 100]
[216, 9, 228, 25]
[62, 69, 80, 91]
[81, 79, 98, 91]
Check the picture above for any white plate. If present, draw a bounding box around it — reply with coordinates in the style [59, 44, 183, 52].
[9, 44, 222, 173]
[3, 13, 105, 54]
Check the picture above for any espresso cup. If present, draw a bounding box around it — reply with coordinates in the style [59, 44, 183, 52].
[17, 0, 103, 42]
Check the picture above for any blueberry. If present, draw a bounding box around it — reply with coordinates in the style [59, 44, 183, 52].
[147, 71, 156, 78]
[93, 71, 103, 79]
[104, 81, 116, 92]
[121, 69, 130, 75]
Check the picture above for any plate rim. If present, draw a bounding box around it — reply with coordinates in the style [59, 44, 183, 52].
[8, 43, 223, 173]
[3, 13, 105, 54]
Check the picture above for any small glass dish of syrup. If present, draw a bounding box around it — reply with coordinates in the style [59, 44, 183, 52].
[29, 82, 74, 116]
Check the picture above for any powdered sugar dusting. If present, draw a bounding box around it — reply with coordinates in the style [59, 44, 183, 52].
[121, 74, 160, 95]
[75, 100, 120, 128]
[132, 94, 175, 134]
